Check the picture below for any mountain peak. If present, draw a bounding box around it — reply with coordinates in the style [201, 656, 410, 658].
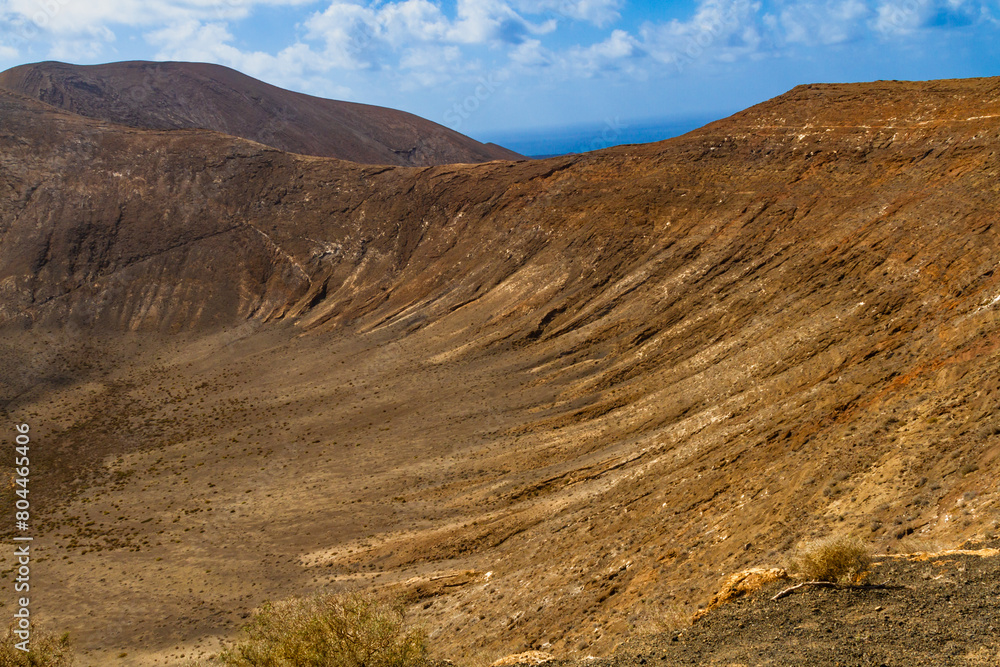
[0, 59, 523, 166]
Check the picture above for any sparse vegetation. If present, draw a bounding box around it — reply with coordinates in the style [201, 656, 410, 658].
[789, 537, 871, 584]
[959, 462, 979, 476]
[218, 592, 427, 667]
[0, 626, 74, 667]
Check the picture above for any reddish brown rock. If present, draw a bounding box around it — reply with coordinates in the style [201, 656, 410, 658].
[1, 76, 1000, 664]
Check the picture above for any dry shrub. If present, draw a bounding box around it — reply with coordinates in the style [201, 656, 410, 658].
[0, 626, 74, 667]
[790, 537, 871, 584]
[219, 591, 427, 667]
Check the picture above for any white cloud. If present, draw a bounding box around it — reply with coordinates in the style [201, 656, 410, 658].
[567, 28, 643, 74]
[1, 3, 115, 58]
[638, 0, 765, 68]
[304, 0, 455, 59]
[510, 38, 555, 67]
[3, 0, 997, 108]
[0, 0, 312, 36]
[303, 0, 555, 58]
[447, 0, 556, 44]
[870, 0, 982, 35]
[873, 0, 932, 34]
[0, 0, 315, 63]
[761, 0, 986, 44]
[771, 0, 872, 45]
[508, 0, 767, 80]
[300, 0, 562, 76]
[47, 33, 117, 60]
[148, 19, 234, 57]
[514, 0, 625, 26]
[380, 0, 451, 42]
[303, 2, 385, 69]
[146, 19, 328, 92]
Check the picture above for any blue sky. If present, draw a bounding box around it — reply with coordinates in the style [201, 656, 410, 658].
[1, 0, 998, 152]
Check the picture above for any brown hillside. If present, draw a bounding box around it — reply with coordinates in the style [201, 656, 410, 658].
[0, 76, 999, 665]
[0, 60, 522, 165]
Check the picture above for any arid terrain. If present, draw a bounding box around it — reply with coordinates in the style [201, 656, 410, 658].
[0, 61, 521, 165]
[1, 71, 999, 665]
[581, 542, 1000, 665]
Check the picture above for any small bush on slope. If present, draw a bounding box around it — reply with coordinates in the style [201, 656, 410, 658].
[790, 537, 872, 584]
[219, 591, 427, 667]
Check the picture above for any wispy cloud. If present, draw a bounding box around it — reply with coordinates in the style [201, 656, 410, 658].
[5, 0, 996, 82]
[515, 0, 626, 26]
[147, 19, 334, 94]
[509, 38, 556, 67]
[872, 0, 981, 36]
[567, 28, 645, 74]
[449, 0, 557, 44]
[0, 0, 311, 37]
[768, 0, 872, 45]
[1, 0, 997, 130]
[639, 0, 765, 68]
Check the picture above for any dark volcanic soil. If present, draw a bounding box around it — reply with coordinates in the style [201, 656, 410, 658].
[591, 545, 1000, 666]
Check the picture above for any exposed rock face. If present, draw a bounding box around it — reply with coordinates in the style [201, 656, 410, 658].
[0, 87, 553, 331]
[2, 76, 1000, 663]
[0, 60, 523, 165]
[0, 89, 311, 330]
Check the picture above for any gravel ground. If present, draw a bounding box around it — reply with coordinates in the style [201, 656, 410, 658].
[572, 542, 1000, 667]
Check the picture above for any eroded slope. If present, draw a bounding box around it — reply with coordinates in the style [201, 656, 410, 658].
[1, 77, 1000, 664]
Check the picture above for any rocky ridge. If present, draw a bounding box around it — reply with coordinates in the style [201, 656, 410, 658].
[0, 76, 999, 664]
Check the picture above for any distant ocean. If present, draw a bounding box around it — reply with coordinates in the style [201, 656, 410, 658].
[480, 114, 725, 159]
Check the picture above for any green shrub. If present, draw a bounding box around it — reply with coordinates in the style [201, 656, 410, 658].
[790, 536, 871, 584]
[219, 592, 427, 667]
[0, 626, 74, 667]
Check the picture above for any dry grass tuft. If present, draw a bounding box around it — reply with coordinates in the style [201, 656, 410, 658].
[0, 626, 74, 667]
[790, 537, 872, 584]
[218, 591, 426, 667]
